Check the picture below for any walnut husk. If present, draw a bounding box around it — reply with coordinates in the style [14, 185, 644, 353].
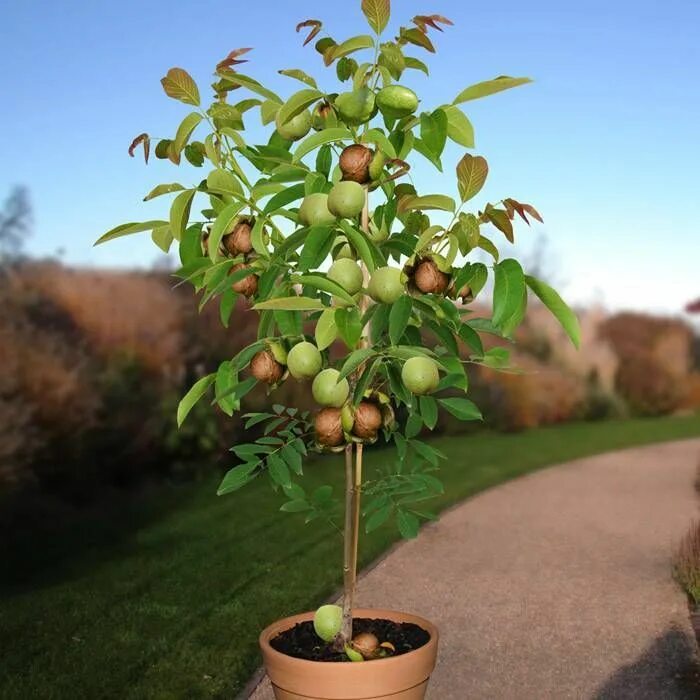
[314, 407, 345, 447]
[339, 144, 373, 184]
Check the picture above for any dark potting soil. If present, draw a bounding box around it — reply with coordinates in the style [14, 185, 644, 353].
[270, 617, 430, 662]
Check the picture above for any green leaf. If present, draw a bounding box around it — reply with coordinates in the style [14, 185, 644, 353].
[151, 225, 173, 253]
[389, 295, 412, 345]
[298, 226, 335, 271]
[412, 137, 442, 171]
[437, 397, 482, 421]
[419, 395, 438, 429]
[338, 221, 381, 273]
[221, 73, 282, 104]
[404, 56, 429, 75]
[485, 206, 514, 243]
[492, 259, 525, 328]
[280, 499, 310, 513]
[260, 99, 280, 125]
[442, 105, 475, 148]
[161, 67, 200, 106]
[397, 510, 420, 539]
[295, 274, 356, 306]
[328, 35, 375, 64]
[420, 109, 448, 159]
[353, 356, 381, 405]
[335, 307, 363, 348]
[173, 112, 203, 154]
[143, 183, 185, 201]
[94, 220, 168, 245]
[217, 463, 259, 495]
[361, 0, 390, 34]
[365, 501, 393, 533]
[316, 145, 332, 178]
[276, 88, 323, 126]
[219, 289, 237, 328]
[268, 454, 292, 488]
[253, 296, 326, 311]
[206, 168, 242, 196]
[398, 194, 455, 213]
[274, 309, 302, 336]
[177, 374, 215, 427]
[525, 275, 581, 348]
[454, 76, 532, 104]
[263, 182, 306, 215]
[456, 154, 488, 202]
[477, 235, 499, 261]
[458, 323, 484, 355]
[215, 361, 238, 416]
[294, 127, 352, 161]
[208, 202, 244, 260]
[315, 308, 338, 350]
[278, 68, 318, 88]
[338, 347, 376, 381]
[169, 189, 196, 241]
[362, 128, 396, 158]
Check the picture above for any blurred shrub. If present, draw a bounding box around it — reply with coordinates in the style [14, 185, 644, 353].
[600, 313, 692, 416]
[674, 519, 700, 605]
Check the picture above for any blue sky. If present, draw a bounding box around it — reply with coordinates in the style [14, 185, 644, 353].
[1, 0, 698, 314]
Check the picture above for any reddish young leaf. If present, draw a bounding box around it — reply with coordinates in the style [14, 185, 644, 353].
[399, 27, 435, 52]
[412, 15, 454, 33]
[216, 48, 252, 72]
[128, 133, 150, 164]
[296, 19, 322, 46]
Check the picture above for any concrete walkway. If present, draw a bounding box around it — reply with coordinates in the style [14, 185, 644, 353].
[249, 439, 700, 699]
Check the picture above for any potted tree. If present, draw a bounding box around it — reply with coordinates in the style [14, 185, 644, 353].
[96, 1, 579, 697]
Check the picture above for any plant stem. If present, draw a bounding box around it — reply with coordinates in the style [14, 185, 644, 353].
[338, 192, 372, 649]
[339, 442, 355, 647]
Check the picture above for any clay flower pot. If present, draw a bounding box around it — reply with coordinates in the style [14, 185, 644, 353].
[259, 608, 439, 700]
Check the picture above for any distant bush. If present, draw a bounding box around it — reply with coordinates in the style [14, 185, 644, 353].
[674, 519, 700, 605]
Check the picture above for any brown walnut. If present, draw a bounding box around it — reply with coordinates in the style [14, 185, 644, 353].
[222, 217, 254, 256]
[250, 350, 284, 385]
[352, 632, 380, 659]
[339, 144, 373, 184]
[314, 407, 344, 447]
[414, 259, 450, 295]
[352, 401, 382, 439]
[230, 263, 258, 298]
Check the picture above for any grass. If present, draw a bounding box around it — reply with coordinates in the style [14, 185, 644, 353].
[1, 414, 699, 699]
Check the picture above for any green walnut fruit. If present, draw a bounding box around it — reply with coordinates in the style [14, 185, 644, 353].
[327, 258, 364, 295]
[276, 109, 312, 141]
[313, 604, 342, 642]
[401, 356, 440, 395]
[298, 192, 336, 227]
[335, 88, 376, 126]
[376, 85, 419, 119]
[328, 181, 365, 218]
[312, 101, 337, 131]
[312, 368, 350, 407]
[287, 341, 322, 380]
[368, 151, 387, 181]
[368, 266, 404, 304]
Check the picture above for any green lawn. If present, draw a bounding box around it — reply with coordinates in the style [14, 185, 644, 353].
[1, 415, 699, 699]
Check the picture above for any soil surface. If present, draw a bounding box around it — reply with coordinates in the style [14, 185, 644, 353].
[249, 439, 700, 699]
[270, 618, 429, 662]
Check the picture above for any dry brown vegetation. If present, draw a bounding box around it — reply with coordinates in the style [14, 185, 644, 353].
[0, 263, 698, 495]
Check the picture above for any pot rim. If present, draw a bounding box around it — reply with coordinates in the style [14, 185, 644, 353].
[259, 607, 439, 669]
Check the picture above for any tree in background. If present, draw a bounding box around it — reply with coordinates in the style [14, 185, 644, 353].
[0, 186, 32, 264]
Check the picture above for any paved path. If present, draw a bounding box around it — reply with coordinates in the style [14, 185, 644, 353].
[249, 439, 700, 699]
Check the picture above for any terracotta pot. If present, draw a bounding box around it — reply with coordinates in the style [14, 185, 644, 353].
[259, 608, 439, 700]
